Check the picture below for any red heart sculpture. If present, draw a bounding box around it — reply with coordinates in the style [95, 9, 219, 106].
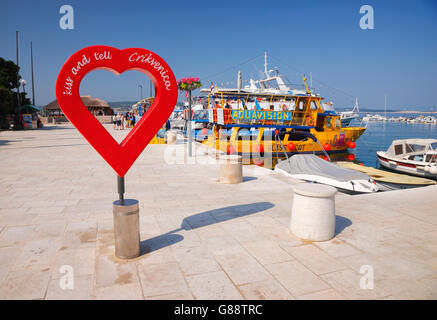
[56, 46, 178, 177]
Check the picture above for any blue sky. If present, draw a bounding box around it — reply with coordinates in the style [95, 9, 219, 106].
[0, 0, 436, 110]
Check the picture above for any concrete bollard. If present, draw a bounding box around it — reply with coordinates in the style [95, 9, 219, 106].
[219, 154, 243, 184]
[166, 130, 177, 144]
[290, 183, 337, 241]
[113, 199, 140, 259]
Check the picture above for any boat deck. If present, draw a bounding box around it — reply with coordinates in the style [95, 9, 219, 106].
[0, 124, 436, 299]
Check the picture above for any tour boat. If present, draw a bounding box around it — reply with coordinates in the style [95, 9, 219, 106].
[194, 87, 365, 167]
[376, 139, 437, 179]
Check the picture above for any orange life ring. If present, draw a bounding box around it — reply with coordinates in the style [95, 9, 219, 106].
[281, 104, 288, 111]
[305, 115, 315, 126]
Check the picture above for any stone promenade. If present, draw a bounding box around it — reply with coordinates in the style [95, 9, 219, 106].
[0, 124, 436, 299]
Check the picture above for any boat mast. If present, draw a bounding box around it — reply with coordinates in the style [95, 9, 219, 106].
[237, 70, 242, 93]
[264, 52, 269, 78]
[354, 98, 359, 113]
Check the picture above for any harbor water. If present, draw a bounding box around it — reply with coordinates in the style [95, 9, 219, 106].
[350, 114, 437, 168]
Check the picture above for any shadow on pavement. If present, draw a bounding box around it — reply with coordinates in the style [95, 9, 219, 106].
[140, 202, 275, 256]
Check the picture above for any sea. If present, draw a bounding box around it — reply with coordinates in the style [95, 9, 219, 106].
[349, 113, 437, 168]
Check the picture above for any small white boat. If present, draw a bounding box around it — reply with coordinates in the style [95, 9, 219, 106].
[340, 98, 360, 127]
[275, 154, 379, 194]
[362, 114, 387, 122]
[336, 161, 436, 191]
[377, 139, 437, 179]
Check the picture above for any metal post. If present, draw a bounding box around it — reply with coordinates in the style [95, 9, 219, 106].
[117, 175, 125, 205]
[188, 89, 192, 157]
[16, 31, 21, 128]
[113, 175, 140, 259]
[31, 41, 35, 105]
[138, 84, 143, 101]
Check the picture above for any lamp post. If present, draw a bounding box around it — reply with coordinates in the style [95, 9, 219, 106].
[177, 77, 201, 157]
[138, 84, 143, 101]
[21, 79, 27, 95]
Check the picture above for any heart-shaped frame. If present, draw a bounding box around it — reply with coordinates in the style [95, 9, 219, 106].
[56, 46, 178, 177]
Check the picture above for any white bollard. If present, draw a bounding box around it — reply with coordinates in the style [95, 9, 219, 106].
[166, 130, 177, 144]
[290, 183, 337, 241]
[219, 154, 243, 184]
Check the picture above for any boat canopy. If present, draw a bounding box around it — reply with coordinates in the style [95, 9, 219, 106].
[385, 139, 437, 158]
[277, 154, 370, 182]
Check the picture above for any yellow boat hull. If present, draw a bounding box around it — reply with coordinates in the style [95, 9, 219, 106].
[203, 126, 365, 167]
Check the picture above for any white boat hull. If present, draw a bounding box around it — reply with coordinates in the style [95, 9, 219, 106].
[377, 152, 437, 179]
[275, 168, 378, 194]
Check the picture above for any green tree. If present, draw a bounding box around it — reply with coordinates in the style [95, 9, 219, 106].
[0, 57, 30, 127]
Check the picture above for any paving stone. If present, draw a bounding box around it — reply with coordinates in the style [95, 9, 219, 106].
[241, 239, 294, 265]
[94, 282, 144, 300]
[213, 247, 272, 285]
[320, 269, 391, 299]
[238, 279, 294, 300]
[0, 268, 51, 299]
[186, 271, 242, 300]
[137, 262, 188, 298]
[297, 288, 346, 300]
[266, 260, 330, 297]
[285, 244, 348, 275]
[45, 275, 93, 300]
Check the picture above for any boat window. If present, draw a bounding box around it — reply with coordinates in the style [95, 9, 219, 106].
[336, 118, 341, 128]
[394, 144, 403, 155]
[297, 99, 308, 111]
[408, 155, 424, 161]
[310, 101, 318, 110]
[326, 117, 332, 128]
[425, 154, 437, 163]
[430, 143, 437, 150]
[405, 144, 426, 153]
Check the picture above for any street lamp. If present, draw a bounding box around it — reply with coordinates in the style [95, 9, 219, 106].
[20, 79, 26, 96]
[138, 84, 143, 101]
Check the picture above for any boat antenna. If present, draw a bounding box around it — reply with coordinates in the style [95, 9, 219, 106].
[264, 52, 269, 78]
[303, 74, 312, 94]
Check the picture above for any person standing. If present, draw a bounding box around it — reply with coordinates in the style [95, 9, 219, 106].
[131, 113, 136, 127]
[112, 114, 117, 129]
[116, 113, 121, 130]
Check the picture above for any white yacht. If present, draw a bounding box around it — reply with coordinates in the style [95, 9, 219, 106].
[339, 98, 360, 127]
[362, 114, 387, 122]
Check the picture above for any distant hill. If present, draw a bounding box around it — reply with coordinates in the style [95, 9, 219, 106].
[336, 107, 437, 113]
[108, 101, 186, 110]
[107, 101, 137, 110]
